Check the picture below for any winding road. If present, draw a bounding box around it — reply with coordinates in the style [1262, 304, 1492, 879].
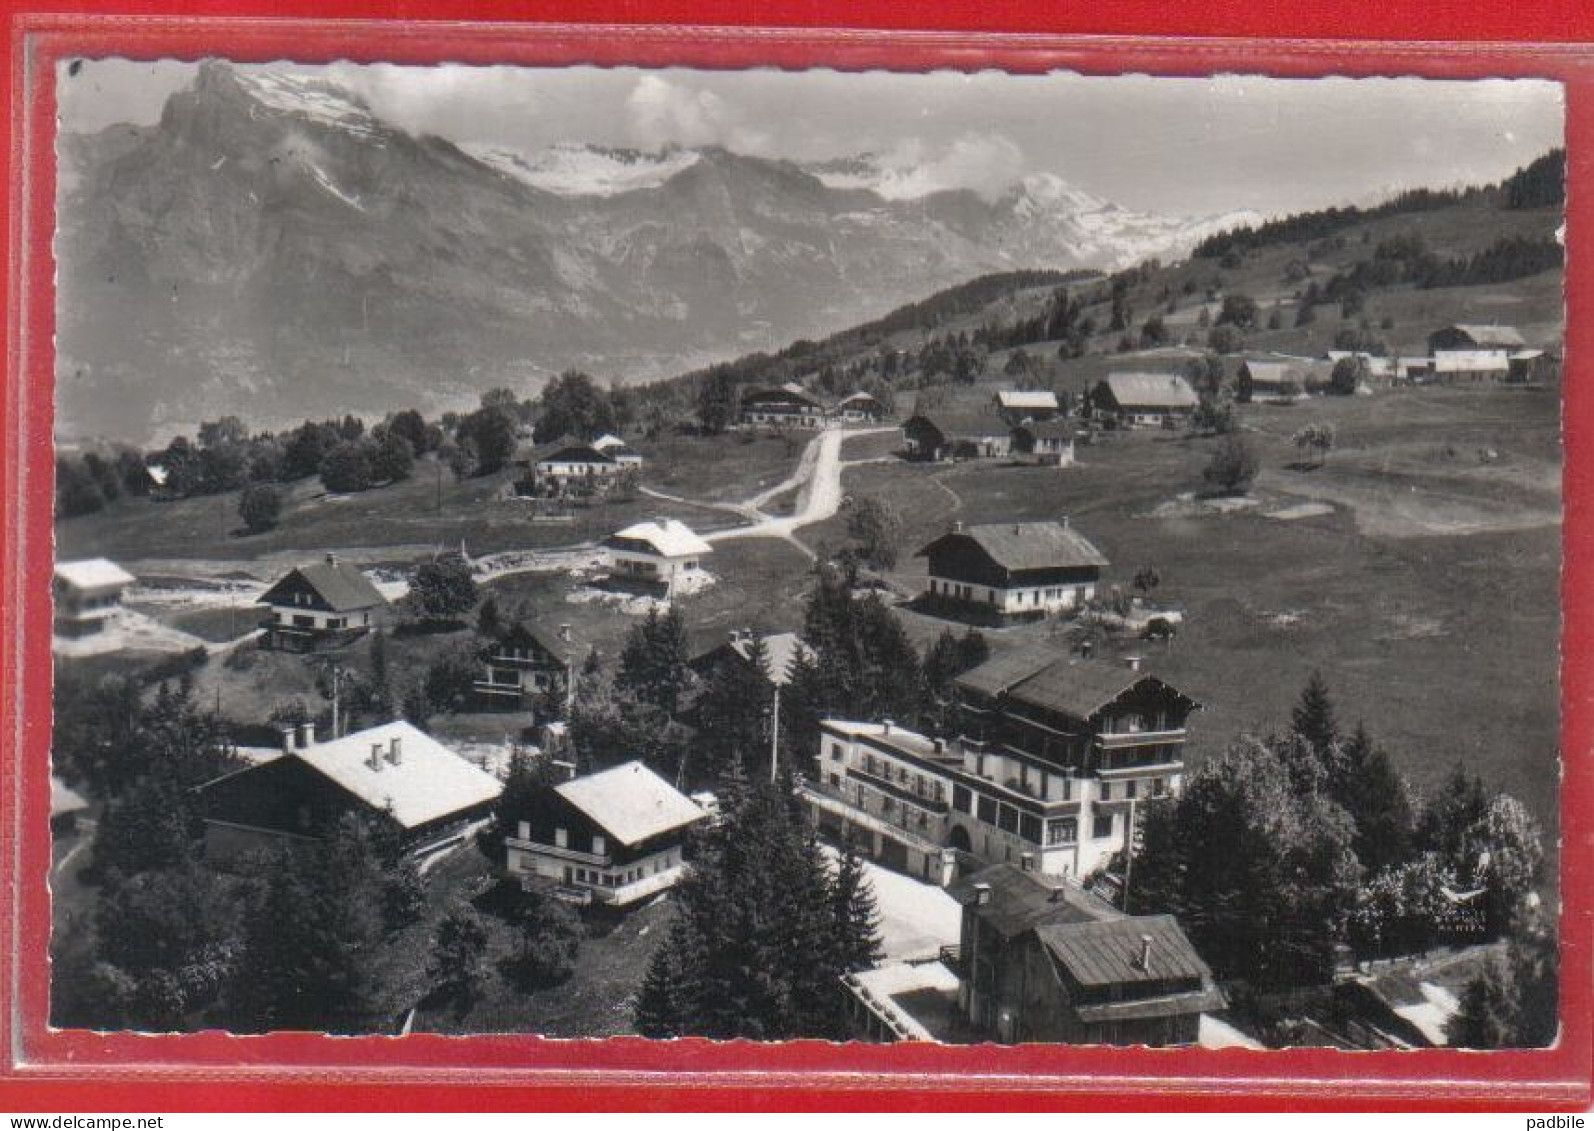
[702, 426, 896, 555]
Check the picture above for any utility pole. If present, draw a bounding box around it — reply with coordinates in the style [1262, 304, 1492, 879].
[770, 684, 781, 784]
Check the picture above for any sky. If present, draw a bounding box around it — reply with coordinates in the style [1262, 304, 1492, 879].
[58, 59, 1564, 217]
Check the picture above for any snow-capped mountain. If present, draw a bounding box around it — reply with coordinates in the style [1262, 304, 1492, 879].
[56, 62, 1254, 443]
[460, 142, 704, 197]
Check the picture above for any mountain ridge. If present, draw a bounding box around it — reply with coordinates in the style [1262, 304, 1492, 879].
[57, 61, 1259, 445]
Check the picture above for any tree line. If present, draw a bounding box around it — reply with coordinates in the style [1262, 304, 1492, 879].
[1126, 672, 1552, 1045]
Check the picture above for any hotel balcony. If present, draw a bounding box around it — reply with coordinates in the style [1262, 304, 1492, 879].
[1094, 728, 1187, 751]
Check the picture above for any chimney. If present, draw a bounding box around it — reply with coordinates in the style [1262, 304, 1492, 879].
[882, 719, 894, 735]
[559, 624, 572, 644]
[933, 737, 946, 756]
[369, 743, 384, 771]
[281, 725, 298, 754]
[1137, 934, 1154, 972]
[1080, 639, 1095, 660]
[387, 735, 402, 766]
[1061, 515, 1070, 529]
[298, 720, 315, 748]
[973, 882, 992, 906]
[1020, 852, 1036, 873]
[1125, 654, 1144, 672]
[952, 520, 964, 534]
[325, 552, 338, 567]
[1013, 524, 1022, 536]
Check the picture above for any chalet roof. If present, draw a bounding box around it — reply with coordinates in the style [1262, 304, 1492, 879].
[54, 558, 136, 592]
[1014, 419, 1075, 441]
[715, 630, 814, 686]
[1036, 914, 1213, 988]
[591, 433, 626, 451]
[1099, 372, 1200, 410]
[837, 391, 882, 408]
[948, 863, 1123, 939]
[1070, 986, 1229, 1024]
[493, 621, 586, 661]
[258, 556, 387, 613]
[605, 518, 714, 559]
[996, 390, 1060, 411]
[918, 521, 1108, 573]
[955, 646, 1199, 722]
[536, 443, 615, 466]
[554, 760, 706, 846]
[1241, 361, 1301, 384]
[744, 386, 822, 409]
[1439, 324, 1526, 348]
[906, 406, 1010, 439]
[953, 642, 1073, 698]
[292, 721, 502, 830]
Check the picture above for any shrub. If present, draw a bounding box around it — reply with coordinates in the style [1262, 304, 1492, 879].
[238, 483, 282, 534]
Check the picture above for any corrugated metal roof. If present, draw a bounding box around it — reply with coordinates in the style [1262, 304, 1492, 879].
[259, 558, 387, 613]
[555, 760, 706, 846]
[1036, 914, 1212, 987]
[948, 863, 1123, 938]
[1101, 372, 1200, 410]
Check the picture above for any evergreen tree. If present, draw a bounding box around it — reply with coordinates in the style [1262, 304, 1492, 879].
[230, 816, 391, 1033]
[693, 637, 775, 780]
[1417, 762, 1490, 869]
[426, 902, 489, 1014]
[633, 774, 875, 1039]
[831, 843, 884, 973]
[1338, 723, 1417, 874]
[1291, 670, 1339, 757]
[616, 605, 694, 717]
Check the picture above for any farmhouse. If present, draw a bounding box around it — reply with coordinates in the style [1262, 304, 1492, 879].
[994, 389, 1062, 424]
[833, 391, 886, 423]
[1090, 372, 1200, 428]
[1236, 358, 1332, 401]
[474, 621, 588, 712]
[52, 558, 136, 639]
[503, 760, 707, 907]
[901, 407, 1013, 461]
[948, 863, 1223, 1045]
[257, 554, 386, 651]
[520, 440, 629, 499]
[1010, 419, 1075, 467]
[916, 520, 1106, 618]
[591, 433, 645, 470]
[741, 384, 827, 429]
[603, 518, 713, 594]
[690, 628, 814, 687]
[1427, 324, 1528, 383]
[197, 720, 502, 862]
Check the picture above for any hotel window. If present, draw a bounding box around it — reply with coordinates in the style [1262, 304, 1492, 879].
[1126, 780, 1138, 800]
[1093, 814, 1114, 840]
[1100, 782, 1112, 802]
[829, 773, 841, 788]
[1046, 818, 1077, 846]
[953, 785, 972, 814]
[1019, 813, 1042, 843]
[555, 827, 568, 849]
[830, 741, 844, 761]
[1152, 777, 1167, 798]
[977, 795, 998, 825]
[997, 805, 1018, 834]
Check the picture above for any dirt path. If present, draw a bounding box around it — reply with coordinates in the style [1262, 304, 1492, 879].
[706, 426, 896, 554]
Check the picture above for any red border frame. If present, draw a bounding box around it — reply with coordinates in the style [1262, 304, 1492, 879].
[3, 5, 1591, 1112]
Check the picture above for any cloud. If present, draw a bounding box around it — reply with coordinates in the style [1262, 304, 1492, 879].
[623, 74, 771, 153]
[868, 133, 1029, 202]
